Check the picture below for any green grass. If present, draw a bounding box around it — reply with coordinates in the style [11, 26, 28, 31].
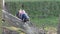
[5, 1, 60, 17]
[31, 17, 59, 27]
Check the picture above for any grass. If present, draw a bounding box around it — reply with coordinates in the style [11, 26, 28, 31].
[45, 27, 57, 34]
[30, 16, 58, 34]
[31, 17, 59, 28]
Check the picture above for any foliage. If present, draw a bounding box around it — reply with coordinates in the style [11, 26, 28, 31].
[5, 1, 59, 27]
[5, 1, 60, 18]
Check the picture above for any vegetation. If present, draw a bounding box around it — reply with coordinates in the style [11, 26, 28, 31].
[5, 1, 60, 17]
[3, 0, 59, 34]
[5, 1, 59, 27]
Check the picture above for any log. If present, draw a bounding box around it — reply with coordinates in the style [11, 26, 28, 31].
[2, 10, 44, 34]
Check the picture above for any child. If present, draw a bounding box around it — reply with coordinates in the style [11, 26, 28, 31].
[16, 9, 29, 22]
[16, 4, 30, 22]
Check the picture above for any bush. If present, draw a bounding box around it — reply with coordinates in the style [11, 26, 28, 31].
[5, 1, 60, 18]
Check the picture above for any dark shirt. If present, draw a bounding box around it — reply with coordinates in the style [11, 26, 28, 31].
[16, 12, 27, 20]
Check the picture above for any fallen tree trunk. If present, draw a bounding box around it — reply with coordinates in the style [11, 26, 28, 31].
[2, 10, 45, 34]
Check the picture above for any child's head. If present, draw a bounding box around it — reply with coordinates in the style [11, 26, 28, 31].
[19, 9, 25, 14]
